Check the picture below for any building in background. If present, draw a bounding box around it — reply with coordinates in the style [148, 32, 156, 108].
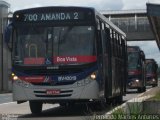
[0, 0, 11, 92]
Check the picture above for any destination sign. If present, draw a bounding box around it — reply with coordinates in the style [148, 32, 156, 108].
[15, 12, 85, 22]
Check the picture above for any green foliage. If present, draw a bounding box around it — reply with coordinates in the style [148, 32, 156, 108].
[112, 108, 125, 115]
[127, 102, 143, 114]
[149, 91, 160, 101]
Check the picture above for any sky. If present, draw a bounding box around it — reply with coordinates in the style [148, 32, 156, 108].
[3, 0, 160, 64]
[4, 0, 160, 11]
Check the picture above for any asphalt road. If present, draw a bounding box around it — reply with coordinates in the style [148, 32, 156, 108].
[0, 93, 12, 104]
[0, 101, 116, 120]
[0, 85, 156, 120]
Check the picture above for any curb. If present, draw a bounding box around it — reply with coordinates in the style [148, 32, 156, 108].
[106, 88, 154, 115]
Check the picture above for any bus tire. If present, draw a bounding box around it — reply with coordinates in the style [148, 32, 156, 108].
[152, 84, 157, 87]
[116, 95, 123, 104]
[138, 88, 142, 93]
[143, 86, 146, 92]
[138, 87, 146, 93]
[29, 101, 42, 114]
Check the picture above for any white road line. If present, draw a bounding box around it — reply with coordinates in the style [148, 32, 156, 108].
[0, 93, 12, 97]
[137, 87, 153, 97]
[0, 102, 15, 106]
[146, 88, 153, 92]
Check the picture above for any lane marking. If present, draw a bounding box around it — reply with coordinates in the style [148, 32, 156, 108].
[137, 87, 153, 97]
[0, 102, 15, 106]
[0, 94, 12, 97]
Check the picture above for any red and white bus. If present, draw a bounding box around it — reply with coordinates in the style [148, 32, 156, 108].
[5, 6, 127, 114]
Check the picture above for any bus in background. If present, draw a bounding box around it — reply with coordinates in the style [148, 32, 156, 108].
[5, 6, 127, 114]
[127, 46, 146, 93]
[145, 59, 158, 87]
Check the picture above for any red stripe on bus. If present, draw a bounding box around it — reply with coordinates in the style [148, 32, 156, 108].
[19, 76, 45, 83]
[24, 58, 45, 65]
[128, 70, 142, 75]
[53, 56, 97, 63]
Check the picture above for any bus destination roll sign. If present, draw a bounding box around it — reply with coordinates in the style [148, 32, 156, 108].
[15, 12, 85, 22]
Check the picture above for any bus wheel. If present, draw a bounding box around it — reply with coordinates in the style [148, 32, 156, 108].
[138, 88, 142, 93]
[138, 87, 146, 93]
[29, 101, 42, 114]
[143, 86, 146, 92]
[115, 95, 123, 104]
[152, 84, 157, 87]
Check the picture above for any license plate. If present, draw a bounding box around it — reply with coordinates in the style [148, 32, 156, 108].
[46, 89, 60, 95]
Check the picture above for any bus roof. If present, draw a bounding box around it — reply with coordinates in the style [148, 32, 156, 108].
[127, 46, 141, 52]
[146, 59, 156, 63]
[13, 6, 126, 38]
[14, 6, 95, 13]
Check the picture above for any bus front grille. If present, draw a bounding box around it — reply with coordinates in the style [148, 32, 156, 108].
[34, 90, 73, 98]
[35, 94, 72, 97]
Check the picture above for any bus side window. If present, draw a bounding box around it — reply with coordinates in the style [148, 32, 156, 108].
[97, 19, 102, 55]
[111, 29, 114, 56]
[101, 23, 107, 54]
[105, 27, 111, 53]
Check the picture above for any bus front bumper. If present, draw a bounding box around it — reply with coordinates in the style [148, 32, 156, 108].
[12, 79, 99, 102]
[127, 79, 143, 89]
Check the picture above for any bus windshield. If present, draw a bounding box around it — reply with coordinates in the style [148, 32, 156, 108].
[128, 52, 139, 70]
[146, 63, 154, 74]
[13, 26, 96, 65]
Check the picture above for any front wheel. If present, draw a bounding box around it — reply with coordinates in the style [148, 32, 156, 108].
[115, 95, 123, 104]
[29, 101, 42, 114]
[152, 84, 157, 87]
[138, 86, 146, 93]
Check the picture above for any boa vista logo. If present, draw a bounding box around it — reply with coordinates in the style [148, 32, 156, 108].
[53, 56, 97, 63]
[56, 56, 77, 62]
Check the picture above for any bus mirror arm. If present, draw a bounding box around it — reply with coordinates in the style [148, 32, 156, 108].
[4, 23, 13, 51]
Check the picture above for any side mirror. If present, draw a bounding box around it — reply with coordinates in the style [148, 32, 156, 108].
[156, 64, 158, 69]
[4, 23, 13, 51]
[137, 64, 141, 68]
[140, 51, 145, 60]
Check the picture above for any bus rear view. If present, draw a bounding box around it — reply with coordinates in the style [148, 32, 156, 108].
[127, 46, 146, 93]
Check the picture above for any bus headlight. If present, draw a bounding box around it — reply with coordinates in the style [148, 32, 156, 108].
[12, 73, 18, 81]
[90, 72, 96, 80]
[152, 79, 155, 82]
[12, 73, 15, 77]
[135, 79, 139, 82]
[13, 76, 18, 81]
